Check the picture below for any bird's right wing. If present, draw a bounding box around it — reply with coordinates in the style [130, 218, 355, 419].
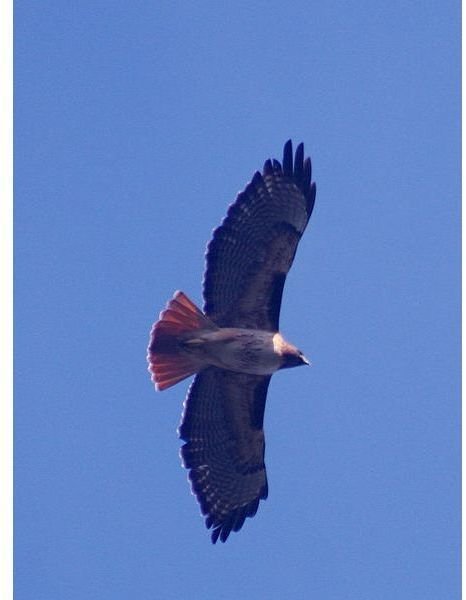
[178, 366, 271, 543]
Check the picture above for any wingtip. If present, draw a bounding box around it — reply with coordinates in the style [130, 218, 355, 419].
[263, 158, 274, 174]
[294, 143, 304, 177]
[303, 156, 312, 187]
[295, 141, 304, 159]
[283, 139, 292, 156]
[283, 139, 293, 176]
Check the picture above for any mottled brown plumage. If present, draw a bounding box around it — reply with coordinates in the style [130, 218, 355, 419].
[148, 140, 316, 543]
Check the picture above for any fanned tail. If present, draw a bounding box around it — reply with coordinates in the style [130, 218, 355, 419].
[147, 291, 217, 390]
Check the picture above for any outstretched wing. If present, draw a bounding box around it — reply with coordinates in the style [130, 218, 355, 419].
[179, 367, 270, 543]
[203, 140, 316, 331]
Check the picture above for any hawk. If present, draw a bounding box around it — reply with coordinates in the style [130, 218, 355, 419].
[147, 140, 316, 543]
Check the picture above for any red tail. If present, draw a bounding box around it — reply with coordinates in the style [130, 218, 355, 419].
[147, 291, 217, 390]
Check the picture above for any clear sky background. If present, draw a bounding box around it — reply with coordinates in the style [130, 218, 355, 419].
[15, 2, 460, 599]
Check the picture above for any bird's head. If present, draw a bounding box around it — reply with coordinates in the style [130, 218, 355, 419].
[280, 349, 310, 369]
[273, 333, 310, 370]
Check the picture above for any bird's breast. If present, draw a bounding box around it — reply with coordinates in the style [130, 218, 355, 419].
[193, 328, 283, 375]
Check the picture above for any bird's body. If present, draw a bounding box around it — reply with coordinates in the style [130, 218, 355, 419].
[147, 140, 316, 543]
[173, 319, 307, 376]
[185, 327, 283, 375]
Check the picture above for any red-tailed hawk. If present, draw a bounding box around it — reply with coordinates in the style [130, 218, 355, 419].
[147, 140, 316, 543]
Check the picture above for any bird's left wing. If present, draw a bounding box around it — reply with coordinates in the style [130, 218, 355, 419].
[178, 366, 270, 543]
[203, 140, 316, 331]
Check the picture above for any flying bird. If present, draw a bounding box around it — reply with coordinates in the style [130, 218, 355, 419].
[147, 140, 316, 543]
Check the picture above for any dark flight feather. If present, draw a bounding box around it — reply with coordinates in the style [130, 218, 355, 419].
[202, 140, 316, 331]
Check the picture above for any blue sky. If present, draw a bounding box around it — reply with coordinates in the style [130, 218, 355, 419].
[15, 2, 460, 599]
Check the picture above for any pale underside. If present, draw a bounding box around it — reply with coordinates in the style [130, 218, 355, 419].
[182, 329, 286, 376]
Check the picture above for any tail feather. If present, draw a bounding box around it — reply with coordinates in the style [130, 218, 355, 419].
[147, 291, 217, 391]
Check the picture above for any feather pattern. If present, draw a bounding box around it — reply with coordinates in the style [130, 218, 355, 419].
[203, 140, 316, 331]
[149, 141, 317, 543]
[179, 367, 270, 543]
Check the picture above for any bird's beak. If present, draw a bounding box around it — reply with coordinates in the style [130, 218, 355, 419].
[301, 355, 311, 366]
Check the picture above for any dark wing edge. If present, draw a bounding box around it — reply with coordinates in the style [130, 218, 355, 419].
[178, 367, 271, 543]
[276, 139, 317, 218]
[202, 140, 316, 330]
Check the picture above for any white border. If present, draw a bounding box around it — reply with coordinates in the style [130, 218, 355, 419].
[462, 0, 464, 596]
[1, 3, 461, 599]
[0, 0, 13, 598]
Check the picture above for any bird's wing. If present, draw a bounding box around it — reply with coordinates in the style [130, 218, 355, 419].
[178, 366, 271, 543]
[203, 140, 316, 331]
